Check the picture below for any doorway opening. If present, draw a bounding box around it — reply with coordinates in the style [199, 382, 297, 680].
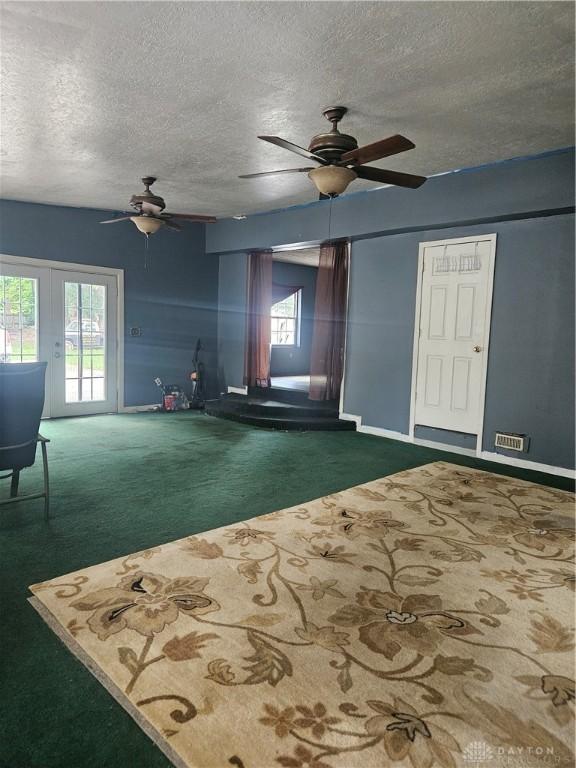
[270, 248, 319, 395]
[210, 243, 353, 430]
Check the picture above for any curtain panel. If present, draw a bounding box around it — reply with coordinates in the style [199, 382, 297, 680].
[309, 241, 349, 401]
[244, 251, 273, 388]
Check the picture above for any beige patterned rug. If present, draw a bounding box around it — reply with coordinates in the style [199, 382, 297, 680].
[30, 462, 575, 768]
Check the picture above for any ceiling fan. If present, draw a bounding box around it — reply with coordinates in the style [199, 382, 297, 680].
[239, 106, 427, 198]
[100, 177, 217, 236]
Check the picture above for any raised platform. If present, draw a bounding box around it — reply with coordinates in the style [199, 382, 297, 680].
[206, 390, 355, 431]
[270, 375, 310, 393]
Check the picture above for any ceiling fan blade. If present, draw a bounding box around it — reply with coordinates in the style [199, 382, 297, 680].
[100, 216, 133, 224]
[164, 221, 181, 232]
[341, 135, 415, 166]
[239, 167, 314, 179]
[258, 136, 327, 164]
[355, 166, 427, 189]
[163, 213, 217, 223]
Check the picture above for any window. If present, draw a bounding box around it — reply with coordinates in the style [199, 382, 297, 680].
[271, 289, 301, 346]
[0, 275, 39, 363]
[64, 282, 106, 403]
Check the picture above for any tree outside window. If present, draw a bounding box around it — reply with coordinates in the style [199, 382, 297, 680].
[0, 275, 38, 362]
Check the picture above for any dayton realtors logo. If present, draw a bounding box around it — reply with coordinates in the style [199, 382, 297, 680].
[462, 741, 561, 767]
[463, 742, 495, 765]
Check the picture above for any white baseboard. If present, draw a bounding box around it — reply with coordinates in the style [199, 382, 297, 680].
[340, 413, 412, 443]
[120, 404, 160, 413]
[479, 451, 575, 479]
[340, 412, 574, 479]
[339, 412, 362, 427]
[227, 386, 248, 395]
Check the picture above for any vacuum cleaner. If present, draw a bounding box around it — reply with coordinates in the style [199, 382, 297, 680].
[153, 338, 206, 411]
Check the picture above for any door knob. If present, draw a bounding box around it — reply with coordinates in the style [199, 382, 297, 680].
[473, 345, 482, 353]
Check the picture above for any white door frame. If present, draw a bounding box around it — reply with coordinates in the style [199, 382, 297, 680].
[408, 233, 497, 456]
[338, 241, 352, 415]
[0, 253, 125, 414]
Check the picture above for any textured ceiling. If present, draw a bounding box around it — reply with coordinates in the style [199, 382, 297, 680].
[274, 248, 320, 267]
[1, 1, 574, 218]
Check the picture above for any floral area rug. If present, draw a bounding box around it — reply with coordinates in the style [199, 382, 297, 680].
[29, 462, 575, 768]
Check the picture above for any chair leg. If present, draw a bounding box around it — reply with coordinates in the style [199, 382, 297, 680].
[41, 441, 50, 520]
[10, 470, 20, 498]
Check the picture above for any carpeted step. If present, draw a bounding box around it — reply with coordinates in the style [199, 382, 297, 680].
[206, 395, 339, 420]
[247, 386, 338, 410]
[205, 396, 355, 431]
[208, 410, 356, 431]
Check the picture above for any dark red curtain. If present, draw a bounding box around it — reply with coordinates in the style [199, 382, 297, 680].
[309, 241, 349, 401]
[245, 251, 273, 388]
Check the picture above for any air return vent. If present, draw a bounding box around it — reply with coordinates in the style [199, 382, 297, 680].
[495, 432, 525, 452]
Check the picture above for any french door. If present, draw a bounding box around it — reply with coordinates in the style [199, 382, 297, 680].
[50, 270, 118, 416]
[0, 257, 120, 417]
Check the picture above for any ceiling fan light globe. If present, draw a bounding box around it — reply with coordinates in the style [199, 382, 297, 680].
[130, 216, 164, 235]
[308, 166, 357, 196]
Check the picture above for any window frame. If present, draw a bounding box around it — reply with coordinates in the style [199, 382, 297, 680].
[270, 288, 302, 348]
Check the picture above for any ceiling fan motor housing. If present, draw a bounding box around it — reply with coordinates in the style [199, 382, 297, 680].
[130, 194, 166, 212]
[309, 131, 358, 162]
[308, 106, 358, 163]
[129, 176, 166, 213]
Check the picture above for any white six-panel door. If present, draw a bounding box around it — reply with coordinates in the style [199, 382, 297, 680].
[412, 235, 496, 436]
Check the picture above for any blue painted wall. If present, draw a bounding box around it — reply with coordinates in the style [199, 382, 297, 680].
[482, 215, 574, 466]
[345, 215, 575, 469]
[214, 150, 575, 470]
[271, 261, 317, 377]
[0, 200, 219, 406]
[343, 231, 418, 433]
[207, 149, 574, 255]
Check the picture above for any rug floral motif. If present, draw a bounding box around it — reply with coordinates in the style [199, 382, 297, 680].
[29, 462, 575, 768]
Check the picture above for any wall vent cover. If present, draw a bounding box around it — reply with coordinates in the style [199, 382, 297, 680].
[495, 432, 525, 452]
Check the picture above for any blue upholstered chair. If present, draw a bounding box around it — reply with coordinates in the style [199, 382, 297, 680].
[0, 362, 50, 518]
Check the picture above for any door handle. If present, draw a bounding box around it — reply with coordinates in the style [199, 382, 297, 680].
[473, 345, 482, 353]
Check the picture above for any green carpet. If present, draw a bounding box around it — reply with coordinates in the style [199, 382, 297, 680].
[0, 411, 572, 768]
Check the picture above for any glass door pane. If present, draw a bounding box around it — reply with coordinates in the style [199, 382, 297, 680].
[0, 275, 39, 363]
[50, 268, 117, 417]
[64, 281, 107, 403]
